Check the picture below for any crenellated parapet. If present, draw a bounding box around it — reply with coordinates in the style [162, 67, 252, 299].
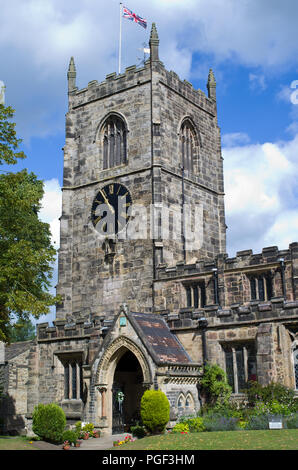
[161, 298, 298, 331]
[37, 316, 113, 342]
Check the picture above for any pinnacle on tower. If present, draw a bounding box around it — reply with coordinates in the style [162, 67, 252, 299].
[67, 57, 77, 93]
[207, 68, 216, 101]
[149, 22, 159, 63]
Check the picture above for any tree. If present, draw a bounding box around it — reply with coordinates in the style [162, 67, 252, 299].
[0, 104, 59, 342]
[8, 318, 36, 342]
[200, 363, 232, 406]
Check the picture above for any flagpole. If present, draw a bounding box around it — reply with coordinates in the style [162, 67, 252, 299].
[119, 2, 122, 74]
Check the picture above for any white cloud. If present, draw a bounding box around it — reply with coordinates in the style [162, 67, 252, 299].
[223, 135, 298, 256]
[1, 0, 298, 142]
[222, 132, 250, 147]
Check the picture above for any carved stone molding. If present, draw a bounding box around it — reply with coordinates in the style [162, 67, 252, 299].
[95, 335, 152, 385]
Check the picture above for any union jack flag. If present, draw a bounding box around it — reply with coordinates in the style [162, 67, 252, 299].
[123, 6, 147, 29]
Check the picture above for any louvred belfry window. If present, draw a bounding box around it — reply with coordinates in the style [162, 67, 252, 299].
[102, 114, 127, 169]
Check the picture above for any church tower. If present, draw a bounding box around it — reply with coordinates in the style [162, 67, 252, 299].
[56, 23, 226, 321]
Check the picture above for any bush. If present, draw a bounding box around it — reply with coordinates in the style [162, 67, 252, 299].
[200, 363, 232, 406]
[82, 422, 94, 433]
[246, 381, 296, 410]
[62, 429, 78, 445]
[186, 417, 206, 432]
[202, 415, 239, 432]
[172, 422, 189, 433]
[245, 414, 271, 430]
[32, 403, 66, 443]
[179, 416, 205, 432]
[130, 424, 147, 439]
[284, 412, 298, 429]
[140, 390, 170, 434]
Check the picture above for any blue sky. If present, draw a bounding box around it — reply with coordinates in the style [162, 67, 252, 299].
[1, 0, 298, 323]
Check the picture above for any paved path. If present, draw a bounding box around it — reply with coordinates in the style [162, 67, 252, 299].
[32, 433, 129, 451]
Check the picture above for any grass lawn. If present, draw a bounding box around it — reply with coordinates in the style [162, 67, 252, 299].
[113, 429, 298, 450]
[0, 436, 38, 450]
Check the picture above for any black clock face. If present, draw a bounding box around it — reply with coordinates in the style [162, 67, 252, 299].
[91, 183, 132, 235]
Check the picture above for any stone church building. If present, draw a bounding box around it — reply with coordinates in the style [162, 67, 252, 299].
[1, 24, 298, 436]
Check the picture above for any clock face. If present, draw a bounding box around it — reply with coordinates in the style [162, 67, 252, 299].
[91, 183, 132, 235]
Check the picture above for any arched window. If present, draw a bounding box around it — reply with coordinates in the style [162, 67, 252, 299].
[177, 394, 185, 411]
[185, 393, 194, 412]
[180, 119, 198, 173]
[102, 114, 127, 169]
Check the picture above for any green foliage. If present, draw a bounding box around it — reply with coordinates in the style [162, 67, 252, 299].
[246, 381, 296, 410]
[32, 403, 66, 443]
[75, 421, 82, 434]
[284, 413, 298, 429]
[0, 105, 59, 342]
[202, 415, 239, 432]
[62, 429, 78, 445]
[0, 104, 26, 165]
[8, 318, 36, 342]
[140, 390, 170, 434]
[200, 363, 232, 406]
[172, 422, 189, 433]
[184, 417, 206, 432]
[130, 424, 147, 439]
[82, 422, 94, 433]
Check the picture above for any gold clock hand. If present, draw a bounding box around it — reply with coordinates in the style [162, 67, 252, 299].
[99, 189, 115, 214]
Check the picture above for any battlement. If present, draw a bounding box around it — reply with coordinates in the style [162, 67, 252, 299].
[68, 59, 214, 117]
[156, 243, 298, 280]
[37, 315, 114, 342]
[69, 61, 152, 110]
[160, 297, 298, 330]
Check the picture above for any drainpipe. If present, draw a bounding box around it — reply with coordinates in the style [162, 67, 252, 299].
[198, 317, 208, 367]
[197, 317, 208, 411]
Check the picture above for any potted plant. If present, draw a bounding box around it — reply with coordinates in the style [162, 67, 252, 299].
[92, 430, 100, 438]
[63, 440, 71, 450]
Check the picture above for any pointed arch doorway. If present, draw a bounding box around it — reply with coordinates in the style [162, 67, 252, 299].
[112, 349, 144, 433]
[95, 336, 153, 434]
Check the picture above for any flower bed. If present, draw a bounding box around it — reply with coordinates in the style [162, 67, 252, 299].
[113, 434, 136, 447]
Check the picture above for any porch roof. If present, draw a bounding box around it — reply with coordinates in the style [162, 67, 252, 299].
[128, 312, 193, 365]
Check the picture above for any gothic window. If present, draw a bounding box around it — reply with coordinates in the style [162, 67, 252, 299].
[223, 343, 257, 393]
[177, 394, 185, 411]
[63, 359, 83, 400]
[249, 272, 273, 301]
[180, 119, 198, 173]
[185, 393, 194, 412]
[102, 114, 127, 169]
[185, 282, 206, 309]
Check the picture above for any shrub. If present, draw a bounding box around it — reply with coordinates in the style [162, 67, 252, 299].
[172, 422, 189, 433]
[245, 414, 271, 430]
[140, 390, 170, 434]
[246, 381, 296, 410]
[202, 415, 239, 432]
[130, 424, 147, 439]
[200, 363, 232, 406]
[186, 417, 206, 432]
[62, 429, 78, 445]
[82, 422, 94, 433]
[284, 412, 298, 429]
[75, 421, 82, 434]
[32, 403, 66, 443]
